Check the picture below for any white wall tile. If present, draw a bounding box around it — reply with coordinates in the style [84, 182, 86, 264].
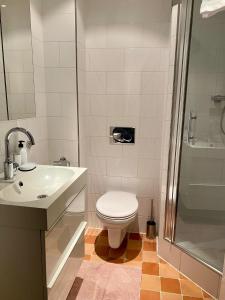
[44, 12, 75, 42]
[85, 24, 107, 48]
[63, 140, 78, 165]
[34, 67, 46, 93]
[47, 117, 65, 140]
[140, 95, 164, 117]
[106, 23, 143, 49]
[59, 42, 76, 67]
[45, 68, 76, 93]
[87, 116, 107, 137]
[125, 48, 169, 72]
[106, 158, 138, 178]
[87, 194, 99, 212]
[138, 158, 160, 179]
[61, 93, 77, 118]
[8, 73, 34, 94]
[44, 42, 60, 67]
[32, 38, 45, 67]
[104, 176, 123, 192]
[48, 140, 64, 162]
[35, 93, 47, 117]
[142, 22, 170, 48]
[142, 0, 172, 22]
[43, 0, 75, 14]
[107, 72, 142, 95]
[78, 0, 171, 233]
[139, 117, 162, 138]
[89, 95, 107, 116]
[30, 0, 44, 41]
[0, 0, 78, 177]
[121, 177, 155, 198]
[86, 49, 124, 71]
[107, 95, 141, 117]
[46, 93, 61, 116]
[85, 72, 106, 94]
[142, 72, 167, 94]
[88, 174, 106, 194]
[87, 157, 107, 175]
[90, 137, 123, 157]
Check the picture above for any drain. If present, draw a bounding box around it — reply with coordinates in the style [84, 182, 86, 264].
[37, 194, 48, 199]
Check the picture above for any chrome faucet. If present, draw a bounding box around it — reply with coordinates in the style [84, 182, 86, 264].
[4, 127, 35, 180]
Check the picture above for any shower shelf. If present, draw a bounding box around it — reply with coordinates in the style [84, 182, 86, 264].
[189, 183, 225, 187]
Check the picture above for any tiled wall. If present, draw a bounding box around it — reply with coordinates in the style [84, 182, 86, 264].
[78, 0, 172, 231]
[0, 0, 49, 171]
[43, 0, 79, 166]
[0, 0, 78, 171]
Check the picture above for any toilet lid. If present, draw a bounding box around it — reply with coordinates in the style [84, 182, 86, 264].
[96, 191, 138, 219]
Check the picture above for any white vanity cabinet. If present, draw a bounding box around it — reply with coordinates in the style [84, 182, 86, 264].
[0, 167, 87, 300]
[47, 188, 86, 299]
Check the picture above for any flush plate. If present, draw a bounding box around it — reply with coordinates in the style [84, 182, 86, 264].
[110, 127, 135, 144]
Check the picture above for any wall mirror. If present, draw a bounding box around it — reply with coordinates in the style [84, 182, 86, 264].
[0, 0, 36, 120]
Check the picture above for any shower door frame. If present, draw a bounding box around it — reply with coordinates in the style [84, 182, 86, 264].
[163, 0, 223, 275]
[164, 0, 193, 243]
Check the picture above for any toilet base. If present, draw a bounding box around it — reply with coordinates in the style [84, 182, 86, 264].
[96, 211, 137, 249]
[108, 228, 126, 248]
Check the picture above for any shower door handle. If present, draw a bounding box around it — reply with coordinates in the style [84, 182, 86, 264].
[188, 111, 197, 144]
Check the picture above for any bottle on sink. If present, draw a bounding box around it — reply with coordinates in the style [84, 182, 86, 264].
[18, 140, 27, 165]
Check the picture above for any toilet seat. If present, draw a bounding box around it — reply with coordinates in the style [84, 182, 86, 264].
[96, 191, 138, 219]
[96, 210, 137, 221]
[96, 191, 138, 248]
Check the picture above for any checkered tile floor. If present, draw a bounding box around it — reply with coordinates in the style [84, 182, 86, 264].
[84, 228, 215, 300]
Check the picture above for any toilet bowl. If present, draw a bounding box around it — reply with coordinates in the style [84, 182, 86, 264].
[96, 191, 138, 249]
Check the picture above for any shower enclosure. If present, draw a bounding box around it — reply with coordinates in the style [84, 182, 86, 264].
[165, 0, 225, 273]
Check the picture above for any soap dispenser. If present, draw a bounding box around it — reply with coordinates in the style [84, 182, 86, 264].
[18, 140, 27, 165]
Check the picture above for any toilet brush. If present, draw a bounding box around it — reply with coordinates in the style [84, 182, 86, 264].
[146, 199, 156, 239]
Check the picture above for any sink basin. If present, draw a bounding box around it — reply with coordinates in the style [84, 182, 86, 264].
[0, 164, 87, 230]
[0, 165, 78, 203]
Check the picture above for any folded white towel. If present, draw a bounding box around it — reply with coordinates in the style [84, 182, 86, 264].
[200, 0, 225, 18]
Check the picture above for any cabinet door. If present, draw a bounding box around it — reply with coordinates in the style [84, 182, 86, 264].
[47, 229, 85, 300]
[45, 188, 86, 291]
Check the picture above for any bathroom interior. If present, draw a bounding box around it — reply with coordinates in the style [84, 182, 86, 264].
[0, 0, 225, 299]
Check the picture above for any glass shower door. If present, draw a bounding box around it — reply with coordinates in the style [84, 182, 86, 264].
[174, 0, 225, 272]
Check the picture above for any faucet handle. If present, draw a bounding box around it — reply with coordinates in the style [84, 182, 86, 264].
[53, 157, 70, 167]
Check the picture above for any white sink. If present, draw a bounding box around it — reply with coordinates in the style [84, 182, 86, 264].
[0, 165, 79, 203]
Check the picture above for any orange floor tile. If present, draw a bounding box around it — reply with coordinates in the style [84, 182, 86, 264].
[84, 228, 215, 300]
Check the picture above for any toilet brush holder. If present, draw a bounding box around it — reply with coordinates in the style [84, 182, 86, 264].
[146, 199, 156, 239]
[146, 220, 156, 239]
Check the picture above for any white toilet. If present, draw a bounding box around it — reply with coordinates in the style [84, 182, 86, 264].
[96, 191, 138, 249]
